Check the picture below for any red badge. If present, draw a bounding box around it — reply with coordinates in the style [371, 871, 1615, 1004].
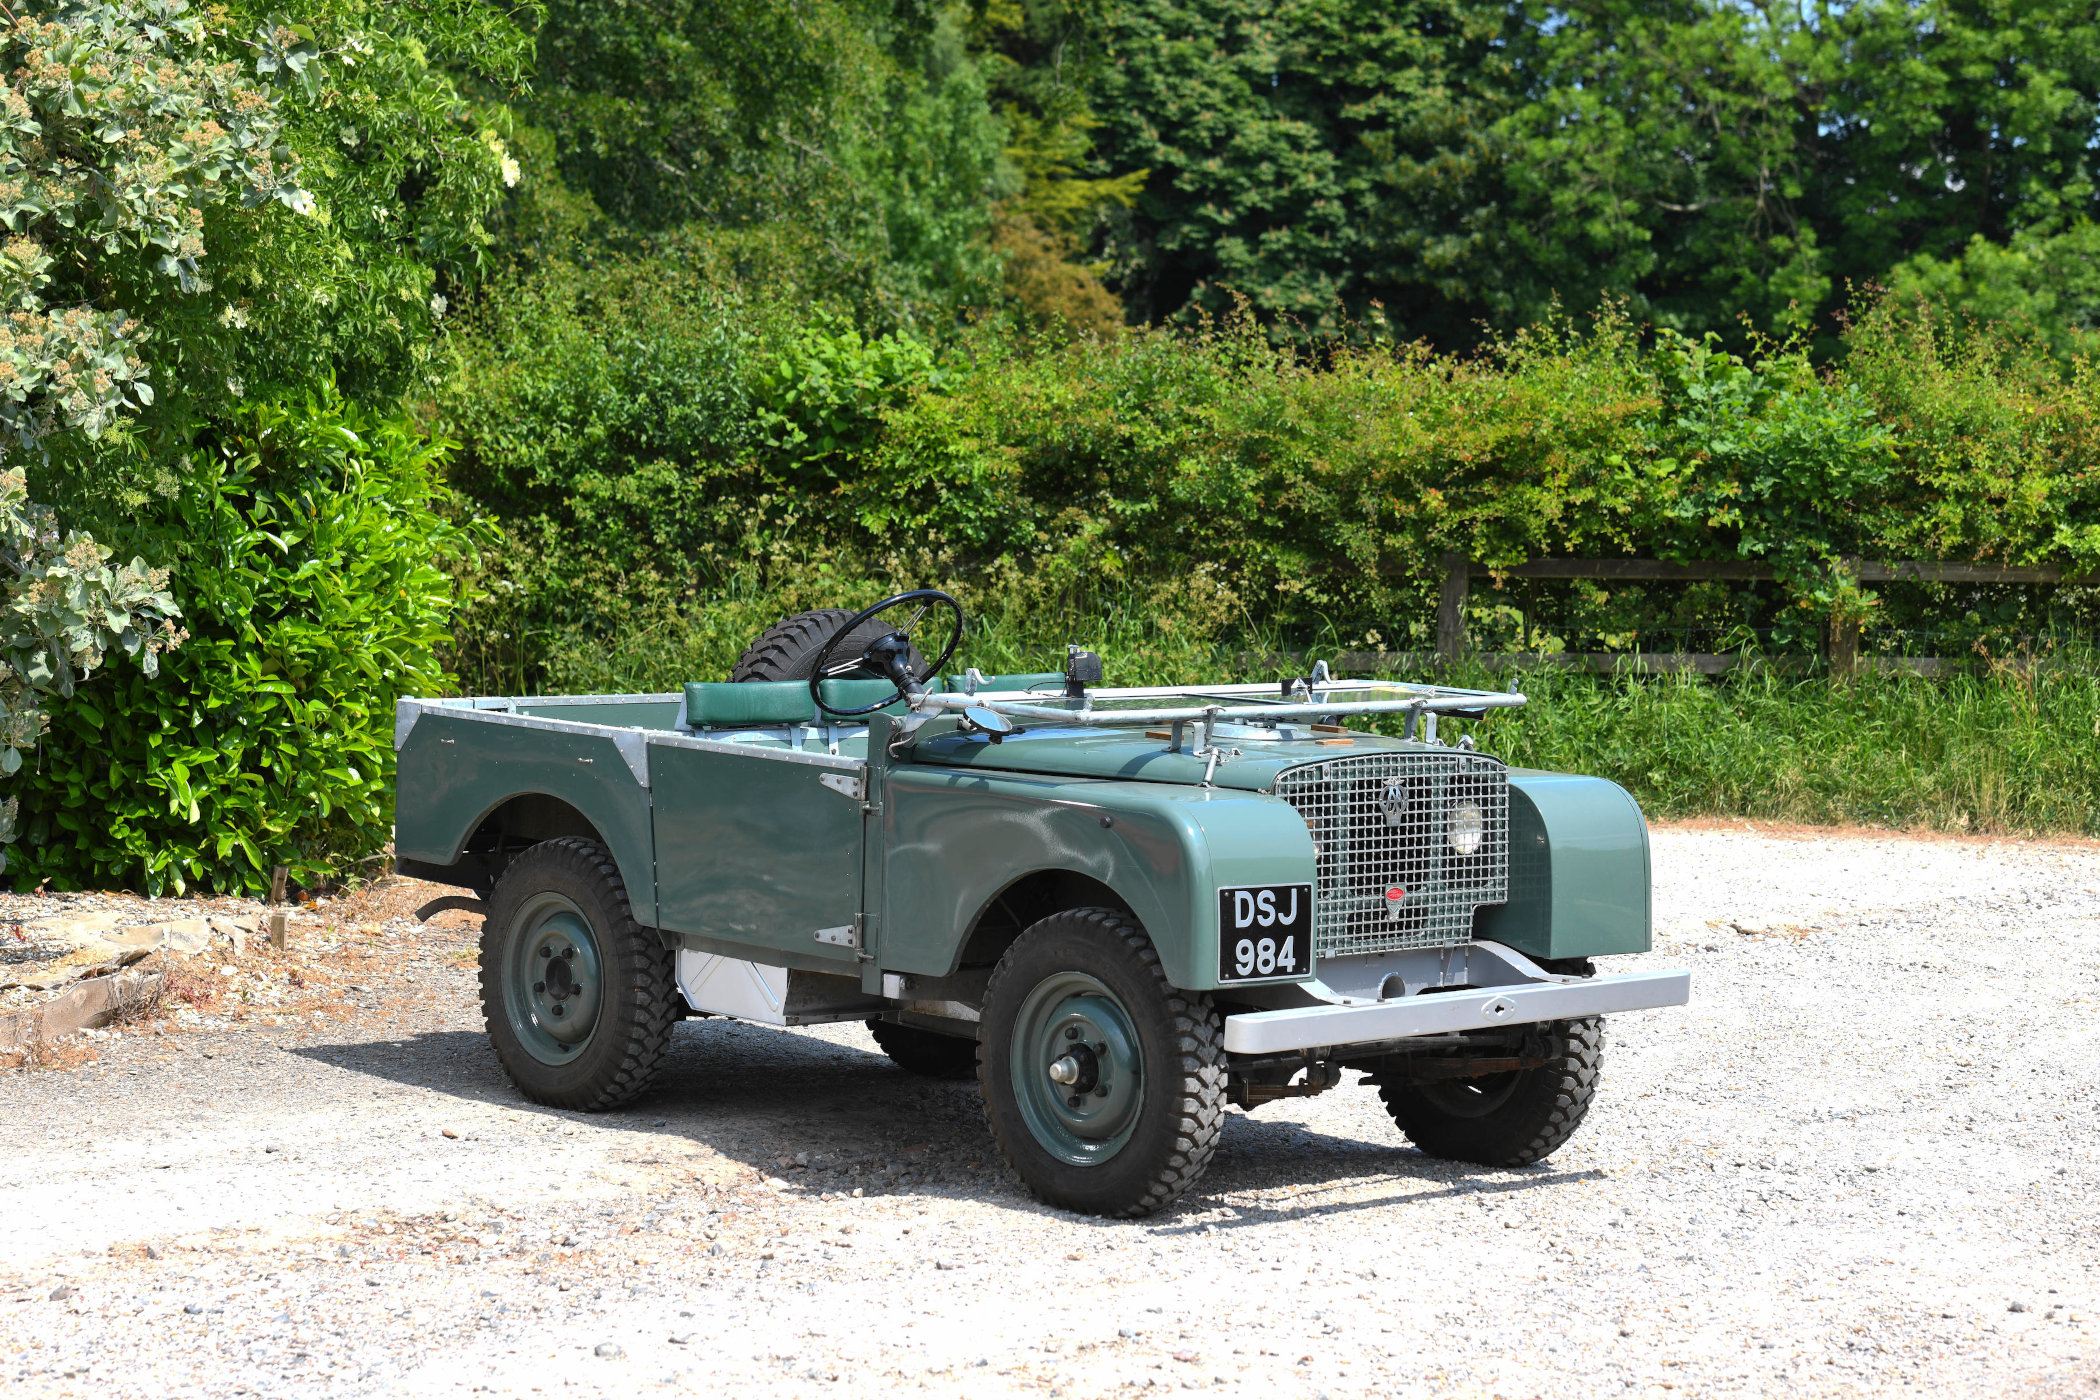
[1384, 886, 1406, 902]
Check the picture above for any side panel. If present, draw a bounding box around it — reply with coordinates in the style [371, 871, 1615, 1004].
[393, 710, 659, 926]
[878, 769, 1317, 990]
[650, 745, 865, 968]
[1474, 772, 1651, 959]
[513, 700, 682, 730]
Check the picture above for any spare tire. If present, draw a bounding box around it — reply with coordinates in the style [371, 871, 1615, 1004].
[730, 607, 927, 683]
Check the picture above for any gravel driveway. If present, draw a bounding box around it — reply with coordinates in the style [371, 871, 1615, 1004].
[2, 826, 2097, 1399]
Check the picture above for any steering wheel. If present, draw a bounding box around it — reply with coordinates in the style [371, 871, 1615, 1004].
[808, 589, 966, 718]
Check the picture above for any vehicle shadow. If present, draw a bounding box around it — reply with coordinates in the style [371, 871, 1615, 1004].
[289, 1019, 1593, 1219]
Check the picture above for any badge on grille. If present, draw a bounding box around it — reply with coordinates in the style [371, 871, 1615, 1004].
[1384, 885, 1407, 920]
[1379, 779, 1410, 827]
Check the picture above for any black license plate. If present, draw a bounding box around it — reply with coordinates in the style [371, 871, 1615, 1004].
[1217, 884, 1314, 981]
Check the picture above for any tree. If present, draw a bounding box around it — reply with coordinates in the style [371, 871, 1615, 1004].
[517, 0, 1004, 329]
[1083, 0, 2100, 347]
[0, 0, 525, 873]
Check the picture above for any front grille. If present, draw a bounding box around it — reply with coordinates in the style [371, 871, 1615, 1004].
[1271, 749, 1509, 959]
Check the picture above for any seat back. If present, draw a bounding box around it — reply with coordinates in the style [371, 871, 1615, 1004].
[683, 681, 815, 728]
[816, 677, 912, 717]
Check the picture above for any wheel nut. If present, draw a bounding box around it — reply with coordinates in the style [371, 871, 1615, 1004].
[562, 948, 576, 960]
[1094, 1085, 1110, 1097]
[1067, 1095, 1082, 1108]
[539, 947, 552, 959]
[551, 1003, 566, 1017]
[1064, 1027, 1080, 1040]
[533, 981, 546, 994]
[1047, 1055, 1081, 1085]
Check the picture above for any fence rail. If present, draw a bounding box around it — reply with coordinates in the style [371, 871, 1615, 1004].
[1432, 554, 2089, 674]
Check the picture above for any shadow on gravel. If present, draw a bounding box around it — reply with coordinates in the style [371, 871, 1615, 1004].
[290, 1019, 1578, 1216]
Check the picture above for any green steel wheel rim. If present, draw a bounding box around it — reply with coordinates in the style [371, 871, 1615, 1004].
[1009, 971, 1145, 1168]
[500, 891, 606, 1066]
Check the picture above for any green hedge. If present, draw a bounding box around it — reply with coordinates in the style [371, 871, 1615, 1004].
[15, 395, 476, 894]
[440, 272, 2100, 693]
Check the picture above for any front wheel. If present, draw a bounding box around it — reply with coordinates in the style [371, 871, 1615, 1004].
[479, 838, 678, 1111]
[978, 908, 1225, 1217]
[1371, 1018, 1604, 1166]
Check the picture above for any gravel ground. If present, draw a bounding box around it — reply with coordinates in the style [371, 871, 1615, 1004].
[2, 826, 2097, 1399]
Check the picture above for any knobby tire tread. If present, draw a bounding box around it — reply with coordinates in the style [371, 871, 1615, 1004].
[479, 837, 677, 1112]
[978, 907, 1226, 1218]
[867, 1019, 980, 1080]
[1372, 1017, 1604, 1167]
[729, 609, 858, 683]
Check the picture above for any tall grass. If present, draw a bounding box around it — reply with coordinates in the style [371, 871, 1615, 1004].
[1451, 660, 2100, 836]
[506, 586, 2100, 838]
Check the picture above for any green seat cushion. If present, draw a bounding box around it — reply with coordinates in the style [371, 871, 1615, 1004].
[817, 677, 912, 716]
[684, 681, 815, 727]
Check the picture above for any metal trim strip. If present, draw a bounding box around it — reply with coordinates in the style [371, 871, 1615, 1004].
[393, 699, 869, 782]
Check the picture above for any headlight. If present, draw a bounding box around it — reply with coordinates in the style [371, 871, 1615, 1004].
[1447, 801, 1484, 856]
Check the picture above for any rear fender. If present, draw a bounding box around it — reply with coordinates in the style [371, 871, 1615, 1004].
[393, 707, 659, 925]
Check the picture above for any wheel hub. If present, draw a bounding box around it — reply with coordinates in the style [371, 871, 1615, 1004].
[502, 894, 606, 1066]
[1011, 975, 1144, 1167]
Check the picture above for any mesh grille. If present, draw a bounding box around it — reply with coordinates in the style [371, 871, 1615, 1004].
[1271, 749, 1509, 958]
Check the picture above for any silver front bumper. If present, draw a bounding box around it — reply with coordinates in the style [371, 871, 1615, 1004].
[1220, 959, 1690, 1055]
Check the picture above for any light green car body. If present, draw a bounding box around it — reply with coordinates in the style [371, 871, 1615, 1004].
[392, 692, 1651, 996]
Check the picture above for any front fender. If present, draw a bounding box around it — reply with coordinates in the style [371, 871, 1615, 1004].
[877, 767, 1316, 990]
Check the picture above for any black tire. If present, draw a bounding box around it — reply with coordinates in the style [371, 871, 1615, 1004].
[866, 1019, 980, 1080]
[479, 838, 678, 1111]
[1371, 1018, 1604, 1166]
[978, 908, 1225, 1218]
[730, 607, 925, 683]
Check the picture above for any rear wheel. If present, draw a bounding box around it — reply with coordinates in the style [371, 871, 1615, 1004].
[978, 908, 1225, 1217]
[730, 607, 925, 683]
[1370, 1018, 1604, 1166]
[866, 1019, 979, 1080]
[480, 838, 678, 1111]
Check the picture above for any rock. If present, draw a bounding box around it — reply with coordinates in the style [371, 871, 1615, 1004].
[2009, 1301, 2029, 1313]
[48, 1285, 71, 1301]
[595, 1343, 624, 1359]
[184, 1303, 202, 1315]
[441, 1126, 462, 1140]
[668, 1333, 691, 1345]
[0, 968, 165, 1051]
[145, 1245, 161, 1260]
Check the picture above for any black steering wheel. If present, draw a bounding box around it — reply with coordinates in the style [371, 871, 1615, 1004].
[808, 589, 966, 718]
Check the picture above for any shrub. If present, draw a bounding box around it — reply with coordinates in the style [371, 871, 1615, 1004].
[13, 393, 476, 894]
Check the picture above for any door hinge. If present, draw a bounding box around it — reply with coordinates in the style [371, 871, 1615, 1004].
[814, 913, 870, 956]
[818, 768, 879, 814]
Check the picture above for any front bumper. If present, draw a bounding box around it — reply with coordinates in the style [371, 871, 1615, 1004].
[1220, 945, 1689, 1055]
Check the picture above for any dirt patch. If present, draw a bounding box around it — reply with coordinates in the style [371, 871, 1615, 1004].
[0, 875, 481, 1069]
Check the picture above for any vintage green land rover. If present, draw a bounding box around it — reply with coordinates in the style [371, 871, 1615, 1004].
[394, 591, 1687, 1217]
